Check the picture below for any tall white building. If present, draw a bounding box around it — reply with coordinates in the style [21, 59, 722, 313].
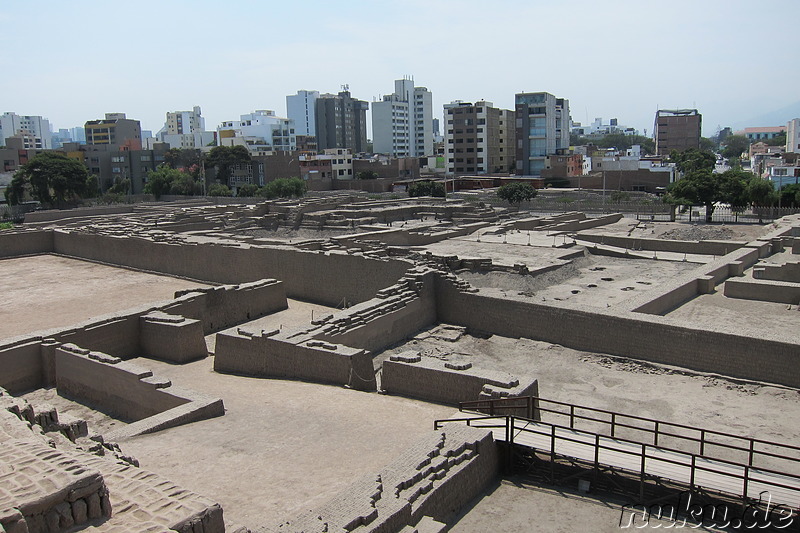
[155, 107, 215, 149]
[217, 110, 295, 153]
[787, 118, 800, 154]
[515, 92, 570, 176]
[372, 78, 433, 157]
[286, 90, 319, 137]
[0, 112, 52, 149]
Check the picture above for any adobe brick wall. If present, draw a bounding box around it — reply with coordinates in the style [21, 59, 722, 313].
[435, 276, 800, 388]
[140, 312, 208, 363]
[0, 338, 44, 393]
[166, 279, 288, 334]
[724, 278, 800, 305]
[52, 230, 411, 307]
[55, 344, 188, 421]
[0, 230, 54, 258]
[214, 330, 377, 391]
[382, 355, 539, 408]
[576, 233, 746, 256]
[260, 424, 498, 533]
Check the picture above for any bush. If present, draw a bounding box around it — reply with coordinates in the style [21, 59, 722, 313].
[256, 177, 307, 199]
[497, 182, 537, 204]
[237, 183, 259, 197]
[207, 183, 233, 197]
[408, 180, 445, 198]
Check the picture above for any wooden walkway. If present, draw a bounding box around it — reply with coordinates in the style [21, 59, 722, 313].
[438, 412, 800, 509]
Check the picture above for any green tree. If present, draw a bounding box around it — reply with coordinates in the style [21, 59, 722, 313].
[145, 164, 186, 199]
[720, 135, 750, 159]
[497, 182, 537, 204]
[85, 175, 100, 199]
[747, 176, 777, 207]
[669, 148, 716, 174]
[408, 180, 445, 198]
[765, 133, 786, 147]
[257, 177, 307, 199]
[169, 173, 199, 196]
[779, 184, 800, 207]
[205, 145, 250, 184]
[237, 183, 259, 197]
[594, 134, 655, 155]
[207, 183, 233, 197]
[108, 178, 131, 196]
[699, 137, 716, 152]
[717, 169, 750, 212]
[356, 170, 380, 180]
[7, 152, 89, 207]
[666, 169, 718, 222]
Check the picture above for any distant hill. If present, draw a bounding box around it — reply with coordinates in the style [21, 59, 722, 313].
[731, 101, 800, 130]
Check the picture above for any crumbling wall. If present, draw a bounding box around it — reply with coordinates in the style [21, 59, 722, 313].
[382, 353, 539, 408]
[724, 278, 800, 305]
[311, 269, 437, 352]
[214, 331, 377, 391]
[261, 424, 498, 533]
[435, 275, 800, 388]
[576, 233, 746, 256]
[166, 278, 288, 333]
[0, 338, 45, 393]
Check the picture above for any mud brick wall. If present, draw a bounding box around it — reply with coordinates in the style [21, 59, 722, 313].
[54, 315, 141, 359]
[166, 278, 288, 333]
[140, 312, 208, 363]
[0, 438, 110, 533]
[312, 269, 437, 353]
[382, 356, 538, 408]
[52, 230, 411, 307]
[753, 261, 800, 283]
[0, 339, 45, 394]
[576, 233, 746, 256]
[435, 276, 800, 388]
[54, 345, 187, 421]
[0, 230, 54, 258]
[261, 425, 498, 533]
[724, 278, 800, 305]
[624, 246, 761, 315]
[214, 331, 377, 391]
[23, 205, 135, 224]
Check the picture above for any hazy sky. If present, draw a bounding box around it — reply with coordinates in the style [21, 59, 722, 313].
[2, 0, 798, 138]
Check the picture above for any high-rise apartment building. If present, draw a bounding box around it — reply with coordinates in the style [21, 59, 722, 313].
[787, 118, 800, 153]
[315, 90, 368, 153]
[286, 90, 319, 138]
[217, 110, 295, 152]
[0, 112, 52, 149]
[372, 78, 434, 157]
[514, 92, 570, 176]
[154, 107, 215, 149]
[653, 109, 701, 155]
[84, 113, 142, 150]
[443, 101, 515, 175]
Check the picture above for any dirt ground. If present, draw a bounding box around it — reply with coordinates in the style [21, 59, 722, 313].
[0, 254, 210, 339]
[118, 356, 455, 531]
[459, 255, 699, 308]
[379, 326, 800, 469]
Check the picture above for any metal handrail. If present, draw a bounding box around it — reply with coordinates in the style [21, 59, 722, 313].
[459, 396, 800, 468]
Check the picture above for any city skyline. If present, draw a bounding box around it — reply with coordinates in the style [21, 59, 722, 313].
[2, 0, 799, 138]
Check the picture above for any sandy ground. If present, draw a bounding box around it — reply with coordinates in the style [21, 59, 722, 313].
[666, 248, 800, 337]
[379, 326, 800, 470]
[119, 357, 455, 531]
[205, 298, 340, 353]
[459, 255, 699, 308]
[0, 254, 210, 339]
[450, 479, 722, 532]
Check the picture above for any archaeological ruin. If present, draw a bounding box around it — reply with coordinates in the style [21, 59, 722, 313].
[1, 193, 799, 532]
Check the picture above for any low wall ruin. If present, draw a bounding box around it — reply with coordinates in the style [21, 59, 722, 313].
[435, 276, 800, 389]
[382, 352, 539, 408]
[260, 424, 498, 533]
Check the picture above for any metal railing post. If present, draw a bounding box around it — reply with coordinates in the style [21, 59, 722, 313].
[640, 444, 646, 501]
[611, 413, 616, 437]
[654, 421, 659, 446]
[570, 405, 575, 429]
[690, 455, 696, 491]
[700, 429, 705, 456]
[550, 424, 556, 483]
